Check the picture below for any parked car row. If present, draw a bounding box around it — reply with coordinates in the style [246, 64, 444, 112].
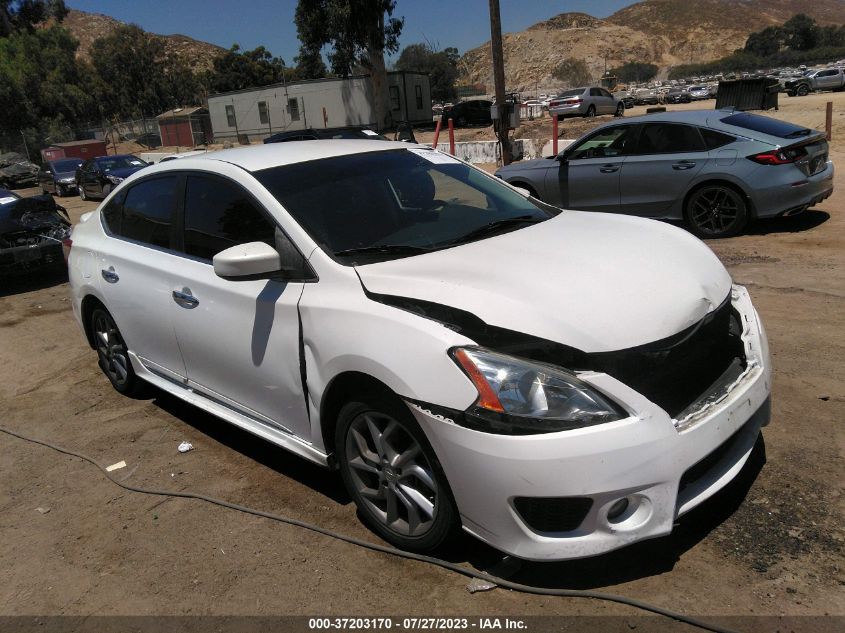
[37, 154, 150, 201]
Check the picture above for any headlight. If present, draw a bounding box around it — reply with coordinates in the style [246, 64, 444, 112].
[106, 175, 124, 184]
[450, 347, 627, 434]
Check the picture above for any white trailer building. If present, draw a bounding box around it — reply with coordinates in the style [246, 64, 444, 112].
[207, 72, 432, 142]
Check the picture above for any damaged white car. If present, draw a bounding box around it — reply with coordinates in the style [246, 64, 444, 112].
[67, 141, 771, 560]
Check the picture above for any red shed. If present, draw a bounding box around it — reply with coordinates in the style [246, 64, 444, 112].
[41, 139, 107, 162]
[157, 106, 213, 147]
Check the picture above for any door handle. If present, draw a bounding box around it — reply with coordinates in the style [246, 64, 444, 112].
[672, 161, 696, 170]
[101, 267, 119, 283]
[172, 288, 199, 309]
[599, 164, 620, 173]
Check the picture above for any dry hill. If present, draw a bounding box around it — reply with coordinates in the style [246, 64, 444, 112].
[459, 0, 845, 91]
[61, 9, 224, 73]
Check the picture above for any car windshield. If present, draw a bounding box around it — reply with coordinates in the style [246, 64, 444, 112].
[96, 156, 147, 171]
[52, 159, 81, 172]
[720, 112, 811, 139]
[254, 149, 557, 264]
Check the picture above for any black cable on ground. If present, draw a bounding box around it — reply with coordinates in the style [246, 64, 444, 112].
[0, 424, 740, 633]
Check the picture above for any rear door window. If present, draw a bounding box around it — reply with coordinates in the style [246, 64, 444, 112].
[633, 123, 706, 154]
[182, 175, 277, 261]
[120, 176, 178, 248]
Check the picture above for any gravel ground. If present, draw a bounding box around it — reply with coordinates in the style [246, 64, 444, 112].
[0, 92, 843, 630]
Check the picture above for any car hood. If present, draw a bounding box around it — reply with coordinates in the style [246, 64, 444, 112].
[496, 158, 555, 177]
[355, 211, 732, 353]
[105, 165, 146, 179]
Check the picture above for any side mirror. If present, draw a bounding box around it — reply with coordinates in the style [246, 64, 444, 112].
[213, 241, 281, 279]
[512, 186, 531, 198]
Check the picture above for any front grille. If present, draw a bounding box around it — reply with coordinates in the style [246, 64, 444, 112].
[585, 296, 746, 418]
[513, 496, 593, 533]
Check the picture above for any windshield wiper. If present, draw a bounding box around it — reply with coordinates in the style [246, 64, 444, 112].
[334, 244, 433, 257]
[447, 216, 545, 245]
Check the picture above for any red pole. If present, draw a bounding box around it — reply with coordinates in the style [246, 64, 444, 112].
[826, 101, 833, 141]
[552, 114, 559, 156]
[448, 118, 455, 156]
[432, 117, 442, 148]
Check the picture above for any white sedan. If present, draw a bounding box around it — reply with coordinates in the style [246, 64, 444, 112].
[67, 140, 771, 560]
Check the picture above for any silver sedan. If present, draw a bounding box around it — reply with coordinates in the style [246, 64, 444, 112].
[495, 109, 833, 238]
[548, 87, 625, 119]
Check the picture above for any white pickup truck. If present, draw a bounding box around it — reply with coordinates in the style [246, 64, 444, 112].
[785, 67, 845, 96]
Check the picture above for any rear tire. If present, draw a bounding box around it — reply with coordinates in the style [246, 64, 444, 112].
[614, 103, 625, 117]
[79, 186, 87, 201]
[684, 183, 748, 239]
[90, 307, 146, 397]
[585, 105, 596, 118]
[335, 394, 458, 552]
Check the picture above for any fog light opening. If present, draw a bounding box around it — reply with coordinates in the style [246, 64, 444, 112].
[607, 497, 630, 522]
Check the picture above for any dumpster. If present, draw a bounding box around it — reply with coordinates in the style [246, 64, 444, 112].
[715, 77, 779, 111]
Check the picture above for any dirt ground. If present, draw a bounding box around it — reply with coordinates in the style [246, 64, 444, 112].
[0, 92, 843, 630]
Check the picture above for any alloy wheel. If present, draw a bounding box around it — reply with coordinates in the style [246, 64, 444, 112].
[93, 311, 130, 387]
[688, 186, 743, 236]
[345, 411, 438, 537]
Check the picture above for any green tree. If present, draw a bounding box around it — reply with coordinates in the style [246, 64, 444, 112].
[205, 44, 288, 93]
[552, 58, 592, 87]
[294, 0, 403, 130]
[395, 42, 459, 102]
[782, 14, 820, 51]
[0, 25, 91, 141]
[0, 0, 68, 37]
[744, 26, 784, 58]
[608, 61, 658, 83]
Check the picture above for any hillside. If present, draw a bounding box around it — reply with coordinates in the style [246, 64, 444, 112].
[458, 0, 845, 91]
[61, 9, 224, 73]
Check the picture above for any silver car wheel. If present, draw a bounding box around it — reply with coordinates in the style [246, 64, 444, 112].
[345, 411, 438, 537]
[688, 186, 742, 236]
[93, 311, 130, 387]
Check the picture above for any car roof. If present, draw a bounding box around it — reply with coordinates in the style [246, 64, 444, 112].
[592, 108, 816, 144]
[189, 140, 415, 172]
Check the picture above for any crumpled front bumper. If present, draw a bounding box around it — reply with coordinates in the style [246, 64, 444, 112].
[409, 285, 772, 561]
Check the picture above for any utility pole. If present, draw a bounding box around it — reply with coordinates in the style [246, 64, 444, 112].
[488, 0, 511, 165]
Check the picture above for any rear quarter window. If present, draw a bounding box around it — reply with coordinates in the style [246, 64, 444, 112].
[700, 128, 736, 150]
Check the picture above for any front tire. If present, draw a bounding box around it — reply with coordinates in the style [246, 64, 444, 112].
[796, 84, 810, 97]
[336, 395, 458, 552]
[684, 184, 748, 238]
[90, 307, 145, 397]
[79, 186, 87, 201]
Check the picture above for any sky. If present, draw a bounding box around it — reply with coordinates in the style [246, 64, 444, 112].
[66, 0, 640, 63]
